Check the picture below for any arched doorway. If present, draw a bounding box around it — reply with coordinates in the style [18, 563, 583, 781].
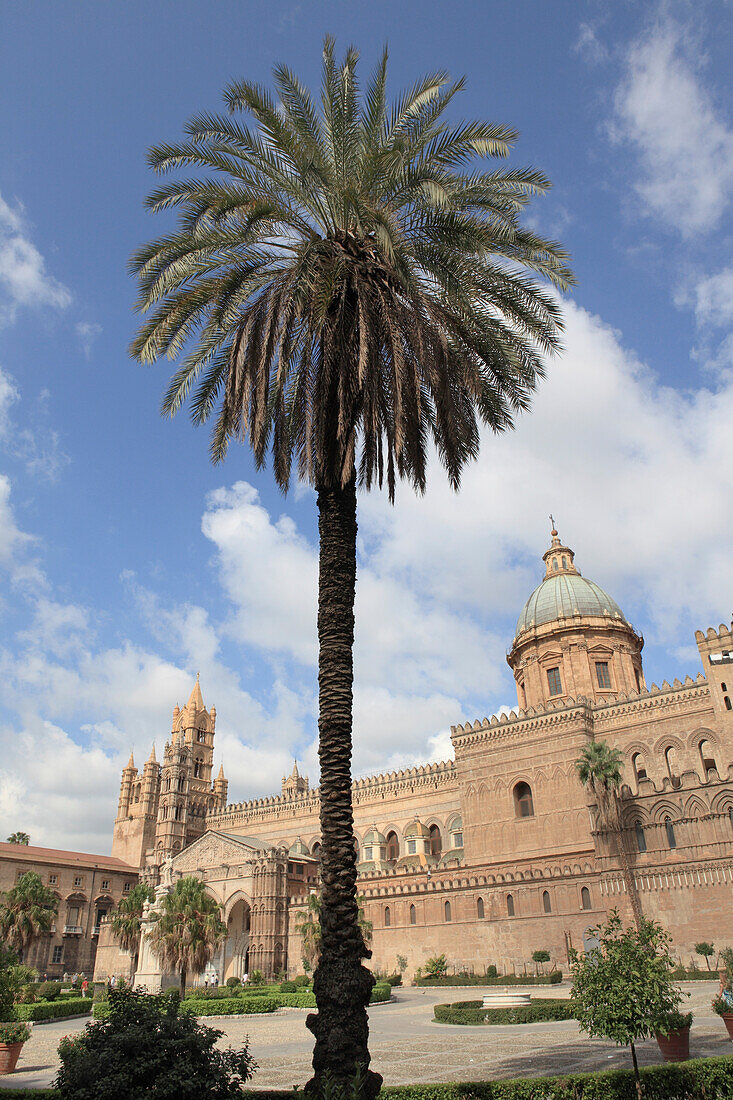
[222, 897, 251, 982]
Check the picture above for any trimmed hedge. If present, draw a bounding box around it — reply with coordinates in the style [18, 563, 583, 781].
[14, 998, 91, 1021]
[417, 972, 562, 987]
[181, 996, 281, 1016]
[95, 983, 391, 1020]
[377, 1057, 733, 1099]
[434, 998, 574, 1026]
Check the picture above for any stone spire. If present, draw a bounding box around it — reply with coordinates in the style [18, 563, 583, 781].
[187, 672, 205, 712]
[146, 743, 157, 765]
[125, 751, 135, 771]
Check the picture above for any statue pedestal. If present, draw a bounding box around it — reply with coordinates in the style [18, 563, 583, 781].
[132, 897, 178, 993]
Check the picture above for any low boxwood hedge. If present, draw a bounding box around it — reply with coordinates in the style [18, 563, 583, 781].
[417, 972, 562, 987]
[180, 995, 281, 1016]
[672, 968, 719, 981]
[14, 998, 91, 1021]
[434, 998, 574, 1026]
[94, 983, 391, 1020]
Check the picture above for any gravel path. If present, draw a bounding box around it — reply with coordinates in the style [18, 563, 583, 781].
[1, 983, 729, 1091]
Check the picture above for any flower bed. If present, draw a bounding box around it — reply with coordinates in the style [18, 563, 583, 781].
[416, 972, 562, 987]
[13, 998, 91, 1022]
[434, 998, 574, 1025]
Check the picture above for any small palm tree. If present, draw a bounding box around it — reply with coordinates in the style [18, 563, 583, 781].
[6, 833, 30, 846]
[131, 40, 572, 1091]
[0, 872, 57, 957]
[149, 876, 226, 996]
[296, 892, 372, 973]
[111, 883, 155, 978]
[575, 741, 643, 929]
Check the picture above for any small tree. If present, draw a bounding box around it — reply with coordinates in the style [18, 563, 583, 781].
[694, 941, 715, 971]
[0, 871, 57, 958]
[570, 910, 685, 1100]
[532, 949, 550, 975]
[55, 987, 255, 1099]
[111, 883, 156, 978]
[149, 877, 227, 996]
[424, 954, 448, 979]
[395, 955, 408, 977]
[295, 892, 372, 973]
[6, 832, 30, 845]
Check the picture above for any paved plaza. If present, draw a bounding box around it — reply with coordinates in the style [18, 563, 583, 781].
[1, 983, 730, 1092]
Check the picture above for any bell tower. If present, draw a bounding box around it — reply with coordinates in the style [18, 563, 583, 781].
[153, 675, 225, 863]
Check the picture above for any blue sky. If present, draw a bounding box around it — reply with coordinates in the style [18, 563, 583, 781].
[0, 0, 731, 852]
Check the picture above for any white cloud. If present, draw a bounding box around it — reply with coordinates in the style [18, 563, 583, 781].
[612, 17, 733, 236]
[358, 299, 733, 641]
[75, 321, 102, 359]
[0, 194, 72, 324]
[574, 22, 609, 65]
[688, 266, 733, 328]
[0, 365, 69, 482]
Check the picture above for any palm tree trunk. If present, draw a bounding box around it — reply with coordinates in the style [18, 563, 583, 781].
[180, 967, 186, 999]
[613, 827, 644, 932]
[306, 476, 380, 1099]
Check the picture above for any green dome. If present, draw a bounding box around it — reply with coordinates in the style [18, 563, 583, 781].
[289, 837, 310, 857]
[516, 573, 627, 637]
[362, 825, 386, 846]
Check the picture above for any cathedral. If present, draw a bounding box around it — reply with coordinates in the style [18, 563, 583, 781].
[95, 528, 733, 985]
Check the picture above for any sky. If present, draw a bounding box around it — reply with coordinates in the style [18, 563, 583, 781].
[0, 0, 731, 853]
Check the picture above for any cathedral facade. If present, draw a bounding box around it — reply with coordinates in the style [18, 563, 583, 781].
[95, 530, 733, 985]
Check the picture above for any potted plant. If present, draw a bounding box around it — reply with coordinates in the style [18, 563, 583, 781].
[655, 1009, 692, 1061]
[712, 995, 733, 1040]
[0, 1021, 31, 1075]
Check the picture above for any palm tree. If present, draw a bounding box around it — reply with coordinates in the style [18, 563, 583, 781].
[6, 833, 30, 846]
[0, 872, 57, 958]
[148, 876, 226, 996]
[110, 882, 155, 978]
[130, 41, 572, 1092]
[575, 741, 643, 930]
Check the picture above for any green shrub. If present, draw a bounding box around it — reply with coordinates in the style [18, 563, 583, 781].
[423, 954, 448, 978]
[279, 980, 297, 992]
[248, 969, 265, 985]
[225, 976, 241, 988]
[293, 974, 310, 988]
[14, 998, 90, 1021]
[56, 988, 256, 1098]
[36, 981, 61, 1001]
[486, 965, 498, 978]
[671, 967, 718, 981]
[386, 974, 402, 986]
[434, 998, 574, 1026]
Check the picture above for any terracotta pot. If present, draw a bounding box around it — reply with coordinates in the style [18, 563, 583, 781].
[0, 1041, 25, 1075]
[721, 1013, 733, 1041]
[655, 1026, 690, 1062]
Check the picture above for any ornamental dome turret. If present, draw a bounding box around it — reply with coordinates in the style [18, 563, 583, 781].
[508, 524, 645, 711]
[515, 528, 629, 638]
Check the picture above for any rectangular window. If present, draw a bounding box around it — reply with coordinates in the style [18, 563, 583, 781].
[73, 876, 83, 888]
[123, 882, 132, 893]
[101, 879, 109, 891]
[52, 946, 63, 964]
[595, 661, 611, 689]
[49, 874, 58, 885]
[453, 832, 463, 848]
[407, 840, 417, 854]
[546, 667, 562, 696]
[363, 847, 372, 860]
